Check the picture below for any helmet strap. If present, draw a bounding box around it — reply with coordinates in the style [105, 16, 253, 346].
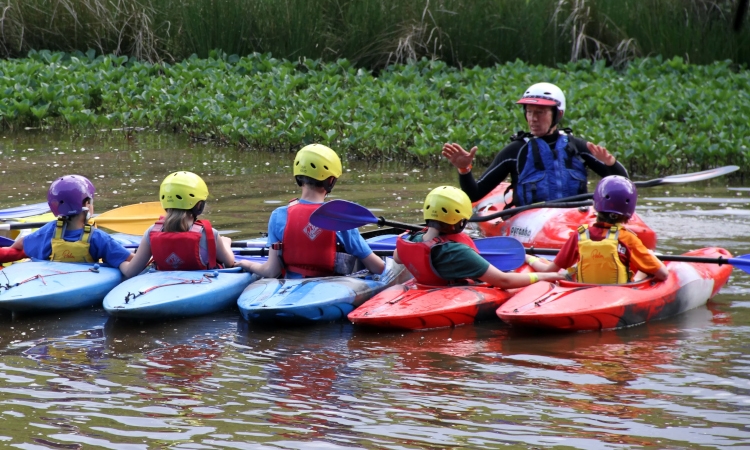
[324, 177, 337, 194]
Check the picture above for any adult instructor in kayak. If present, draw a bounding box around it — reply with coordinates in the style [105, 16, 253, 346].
[442, 82, 628, 207]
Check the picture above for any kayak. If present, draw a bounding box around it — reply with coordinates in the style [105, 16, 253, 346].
[237, 257, 412, 324]
[347, 279, 517, 330]
[0, 202, 50, 220]
[496, 247, 733, 331]
[472, 183, 657, 250]
[103, 264, 262, 320]
[0, 261, 123, 313]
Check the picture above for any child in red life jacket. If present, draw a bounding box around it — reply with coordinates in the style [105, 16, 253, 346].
[394, 186, 563, 287]
[235, 144, 385, 279]
[11, 175, 134, 272]
[526, 176, 668, 284]
[122, 171, 235, 278]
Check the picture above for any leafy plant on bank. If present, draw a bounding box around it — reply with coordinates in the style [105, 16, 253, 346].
[0, 51, 748, 174]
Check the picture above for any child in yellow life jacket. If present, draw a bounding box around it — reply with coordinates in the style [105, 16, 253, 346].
[10, 175, 134, 272]
[122, 171, 235, 278]
[235, 144, 385, 279]
[394, 186, 564, 287]
[526, 175, 668, 283]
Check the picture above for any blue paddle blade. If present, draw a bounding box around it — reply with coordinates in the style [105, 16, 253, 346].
[474, 237, 526, 271]
[0, 236, 14, 247]
[729, 254, 750, 273]
[0, 202, 50, 219]
[310, 200, 379, 231]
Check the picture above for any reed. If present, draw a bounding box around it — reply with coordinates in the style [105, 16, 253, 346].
[0, 0, 746, 67]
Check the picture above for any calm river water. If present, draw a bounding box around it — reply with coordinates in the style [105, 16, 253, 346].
[0, 131, 749, 449]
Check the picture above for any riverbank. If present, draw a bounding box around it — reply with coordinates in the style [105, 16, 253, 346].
[2, 52, 748, 174]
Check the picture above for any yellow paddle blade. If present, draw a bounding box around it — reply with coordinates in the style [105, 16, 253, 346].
[90, 202, 165, 235]
[8, 213, 56, 239]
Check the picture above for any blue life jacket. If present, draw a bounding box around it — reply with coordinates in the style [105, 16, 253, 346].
[515, 133, 588, 206]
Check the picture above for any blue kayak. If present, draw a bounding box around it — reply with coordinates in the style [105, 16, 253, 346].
[237, 257, 412, 324]
[0, 202, 50, 220]
[0, 261, 123, 313]
[103, 264, 262, 320]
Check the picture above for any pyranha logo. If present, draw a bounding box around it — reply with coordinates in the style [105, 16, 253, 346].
[165, 252, 184, 269]
[591, 249, 604, 259]
[303, 222, 323, 241]
[62, 250, 75, 259]
[509, 226, 531, 238]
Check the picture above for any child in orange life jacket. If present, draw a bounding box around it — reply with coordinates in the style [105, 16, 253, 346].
[526, 175, 668, 283]
[10, 175, 134, 272]
[235, 144, 385, 278]
[394, 186, 564, 287]
[121, 171, 235, 278]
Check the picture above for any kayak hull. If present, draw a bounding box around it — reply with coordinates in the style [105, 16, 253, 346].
[238, 258, 412, 324]
[0, 261, 123, 313]
[348, 279, 517, 330]
[104, 267, 257, 320]
[496, 247, 733, 331]
[473, 183, 657, 250]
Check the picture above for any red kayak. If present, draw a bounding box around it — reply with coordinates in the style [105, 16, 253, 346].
[472, 184, 657, 250]
[496, 247, 733, 331]
[348, 280, 517, 330]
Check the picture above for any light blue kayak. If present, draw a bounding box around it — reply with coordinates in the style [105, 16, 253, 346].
[0, 202, 50, 220]
[0, 261, 123, 313]
[237, 257, 412, 324]
[103, 264, 262, 320]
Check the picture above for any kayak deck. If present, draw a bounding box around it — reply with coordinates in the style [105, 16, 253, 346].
[238, 257, 411, 324]
[348, 279, 517, 330]
[497, 247, 733, 331]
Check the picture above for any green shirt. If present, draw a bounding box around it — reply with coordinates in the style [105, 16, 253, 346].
[405, 232, 490, 281]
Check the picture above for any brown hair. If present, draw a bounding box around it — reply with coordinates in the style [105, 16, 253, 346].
[162, 208, 192, 232]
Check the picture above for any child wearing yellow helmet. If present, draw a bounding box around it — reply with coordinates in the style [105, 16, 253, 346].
[11, 174, 135, 272]
[394, 186, 563, 287]
[235, 144, 385, 278]
[121, 171, 235, 278]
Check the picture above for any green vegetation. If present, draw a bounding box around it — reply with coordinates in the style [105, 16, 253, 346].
[0, 0, 747, 68]
[1, 51, 747, 174]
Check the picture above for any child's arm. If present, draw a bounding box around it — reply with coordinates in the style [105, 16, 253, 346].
[361, 252, 385, 274]
[479, 265, 564, 289]
[216, 235, 235, 267]
[235, 248, 283, 278]
[525, 255, 561, 273]
[119, 234, 153, 279]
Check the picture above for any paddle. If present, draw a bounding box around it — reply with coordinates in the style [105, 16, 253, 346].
[310, 199, 423, 232]
[234, 235, 527, 271]
[471, 165, 740, 222]
[526, 247, 747, 273]
[0, 202, 165, 235]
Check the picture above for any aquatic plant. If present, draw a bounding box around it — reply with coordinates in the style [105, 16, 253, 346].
[0, 51, 747, 174]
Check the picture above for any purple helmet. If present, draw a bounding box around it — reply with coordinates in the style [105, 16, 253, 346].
[593, 176, 637, 218]
[47, 175, 96, 217]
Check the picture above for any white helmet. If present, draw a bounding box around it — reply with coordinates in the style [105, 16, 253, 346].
[517, 83, 566, 127]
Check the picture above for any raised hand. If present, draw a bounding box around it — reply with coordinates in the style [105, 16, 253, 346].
[441, 143, 477, 170]
[587, 142, 616, 166]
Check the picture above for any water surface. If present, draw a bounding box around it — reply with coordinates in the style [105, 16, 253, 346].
[1, 131, 749, 449]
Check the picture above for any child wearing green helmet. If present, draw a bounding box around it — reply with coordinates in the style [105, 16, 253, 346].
[235, 144, 385, 278]
[394, 186, 563, 287]
[121, 171, 235, 278]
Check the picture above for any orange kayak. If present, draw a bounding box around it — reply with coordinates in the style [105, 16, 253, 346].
[496, 247, 733, 331]
[472, 183, 657, 250]
[348, 280, 517, 330]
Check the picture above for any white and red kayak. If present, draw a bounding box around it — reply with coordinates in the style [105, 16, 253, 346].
[472, 183, 657, 250]
[496, 247, 733, 332]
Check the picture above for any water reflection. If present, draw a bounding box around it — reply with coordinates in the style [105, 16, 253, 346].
[0, 132, 750, 448]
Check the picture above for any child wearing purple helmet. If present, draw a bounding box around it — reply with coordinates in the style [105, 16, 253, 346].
[525, 175, 668, 284]
[11, 175, 134, 274]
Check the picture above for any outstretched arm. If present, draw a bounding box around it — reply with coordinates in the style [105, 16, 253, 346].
[479, 264, 564, 289]
[235, 248, 283, 278]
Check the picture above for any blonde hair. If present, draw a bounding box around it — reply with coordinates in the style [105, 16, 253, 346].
[162, 208, 192, 232]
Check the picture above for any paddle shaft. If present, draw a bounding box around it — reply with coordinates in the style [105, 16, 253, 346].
[526, 247, 735, 266]
[470, 165, 739, 223]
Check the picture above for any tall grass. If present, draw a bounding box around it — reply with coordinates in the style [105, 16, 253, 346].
[0, 0, 747, 67]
